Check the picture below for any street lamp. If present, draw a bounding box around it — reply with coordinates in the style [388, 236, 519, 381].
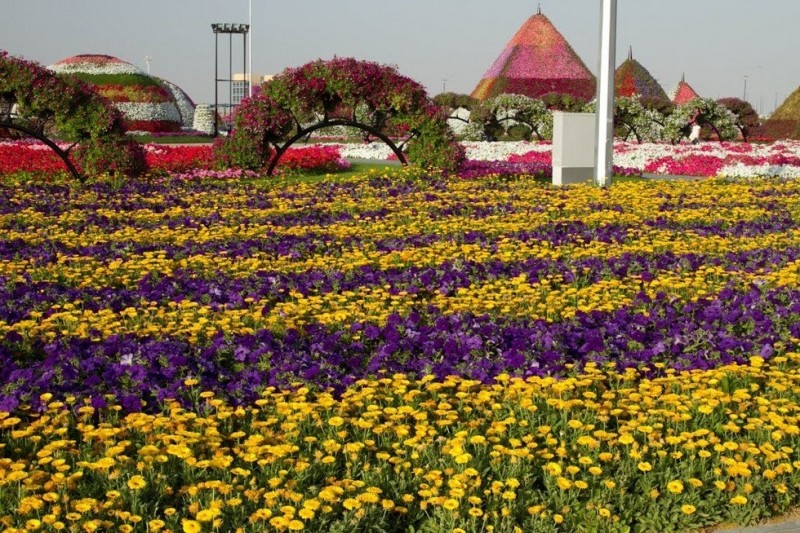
[743, 75, 748, 102]
[211, 23, 250, 136]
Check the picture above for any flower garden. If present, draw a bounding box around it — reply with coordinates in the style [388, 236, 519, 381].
[2, 137, 800, 532]
[6, 48, 800, 533]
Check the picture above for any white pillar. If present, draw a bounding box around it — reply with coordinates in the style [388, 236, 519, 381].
[248, 0, 254, 97]
[594, 0, 617, 187]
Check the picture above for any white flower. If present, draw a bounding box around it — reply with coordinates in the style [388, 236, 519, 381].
[116, 102, 181, 123]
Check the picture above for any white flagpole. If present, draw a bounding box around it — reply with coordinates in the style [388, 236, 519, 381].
[594, 0, 617, 187]
[249, 0, 253, 96]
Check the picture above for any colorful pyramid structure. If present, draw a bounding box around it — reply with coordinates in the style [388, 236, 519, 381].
[763, 87, 800, 139]
[669, 74, 700, 105]
[614, 48, 668, 100]
[471, 7, 596, 101]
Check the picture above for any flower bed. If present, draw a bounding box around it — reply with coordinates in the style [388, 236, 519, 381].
[324, 140, 800, 179]
[0, 142, 350, 177]
[2, 170, 800, 530]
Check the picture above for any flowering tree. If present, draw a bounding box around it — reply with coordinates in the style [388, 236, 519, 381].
[717, 97, 760, 142]
[216, 58, 463, 175]
[663, 98, 738, 144]
[613, 96, 669, 143]
[465, 94, 553, 141]
[432, 92, 477, 122]
[0, 51, 145, 180]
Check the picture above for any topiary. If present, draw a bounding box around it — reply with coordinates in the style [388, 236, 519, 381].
[0, 50, 146, 180]
[216, 57, 462, 174]
[717, 97, 760, 141]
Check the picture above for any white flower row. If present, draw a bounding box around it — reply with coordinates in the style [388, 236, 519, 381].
[330, 142, 394, 160]
[718, 163, 800, 180]
[49, 62, 144, 76]
[316, 140, 800, 179]
[460, 141, 549, 161]
[116, 102, 181, 123]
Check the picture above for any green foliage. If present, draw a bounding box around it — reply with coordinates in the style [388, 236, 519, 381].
[212, 129, 272, 171]
[432, 92, 477, 113]
[541, 92, 588, 112]
[405, 109, 465, 172]
[72, 135, 147, 177]
[69, 73, 165, 88]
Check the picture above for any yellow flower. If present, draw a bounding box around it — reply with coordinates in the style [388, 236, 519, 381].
[599, 508, 611, 518]
[288, 520, 304, 531]
[553, 514, 564, 524]
[730, 495, 748, 505]
[443, 499, 459, 510]
[182, 520, 202, 533]
[328, 416, 344, 427]
[545, 462, 562, 476]
[667, 480, 684, 494]
[196, 509, 215, 522]
[637, 462, 652, 472]
[127, 475, 146, 490]
[681, 505, 696, 515]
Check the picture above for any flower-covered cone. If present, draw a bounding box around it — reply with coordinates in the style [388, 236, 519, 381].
[614, 55, 668, 100]
[669, 76, 700, 105]
[471, 12, 596, 101]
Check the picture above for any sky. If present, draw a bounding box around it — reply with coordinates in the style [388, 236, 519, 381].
[2, 1, 798, 115]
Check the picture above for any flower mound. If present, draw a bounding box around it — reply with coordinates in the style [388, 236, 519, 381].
[48, 54, 189, 133]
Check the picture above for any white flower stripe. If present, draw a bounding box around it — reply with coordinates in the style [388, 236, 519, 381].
[116, 102, 182, 123]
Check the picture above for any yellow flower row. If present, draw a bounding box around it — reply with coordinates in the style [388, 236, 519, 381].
[3, 355, 800, 531]
[3, 252, 799, 343]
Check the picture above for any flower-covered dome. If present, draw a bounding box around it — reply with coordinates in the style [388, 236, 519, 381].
[471, 9, 596, 102]
[48, 54, 190, 133]
[614, 48, 668, 101]
[669, 74, 700, 105]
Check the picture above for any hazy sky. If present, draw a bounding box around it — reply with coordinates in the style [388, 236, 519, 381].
[3, 1, 798, 115]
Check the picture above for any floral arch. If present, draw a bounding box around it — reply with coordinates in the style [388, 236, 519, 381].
[215, 57, 463, 175]
[0, 51, 145, 181]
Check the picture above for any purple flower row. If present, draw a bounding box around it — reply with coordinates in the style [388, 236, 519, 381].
[2, 218, 797, 326]
[1, 281, 796, 413]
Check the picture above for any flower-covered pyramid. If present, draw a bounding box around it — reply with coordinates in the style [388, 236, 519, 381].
[614, 48, 668, 100]
[48, 54, 188, 133]
[764, 87, 800, 139]
[471, 8, 596, 101]
[669, 74, 700, 105]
